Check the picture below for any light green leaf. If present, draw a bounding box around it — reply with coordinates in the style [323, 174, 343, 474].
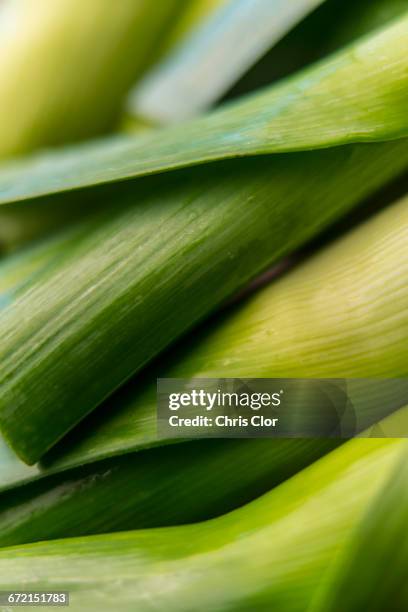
[0, 439, 405, 612]
[311, 446, 408, 612]
[0, 0, 183, 158]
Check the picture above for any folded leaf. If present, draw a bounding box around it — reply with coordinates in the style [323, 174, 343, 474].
[1, 188, 407, 492]
[1, 138, 408, 465]
[0, 11, 407, 205]
[0, 406, 405, 547]
[0, 439, 405, 612]
[0, 438, 338, 546]
[38, 189, 408, 467]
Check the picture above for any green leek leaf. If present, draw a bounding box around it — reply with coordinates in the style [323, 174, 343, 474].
[41, 189, 408, 471]
[0, 190, 407, 490]
[1, 139, 407, 464]
[0, 439, 405, 612]
[0, 3, 405, 609]
[0, 438, 338, 547]
[311, 446, 408, 612]
[0, 12, 407, 205]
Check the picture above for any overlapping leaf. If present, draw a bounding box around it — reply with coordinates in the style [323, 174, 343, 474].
[1, 11, 408, 464]
[0, 12, 407, 205]
[0, 196, 406, 547]
[0, 438, 405, 612]
[0, 3, 406, 611]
